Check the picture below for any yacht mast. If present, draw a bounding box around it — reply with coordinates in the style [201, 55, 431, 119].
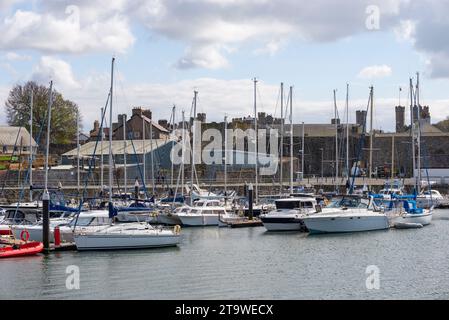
[150, 116, 155, 195]
[369, 86, 374, 180]
[334, 89, 339, 186]
[100, 107, 104, 194]
[181, 111, 185, 196]
[253, 78, 258, 203]
[289, 86, 293, 194]
[279, 83, 284, 194]
[345, 83, 349, 179]
[301, 122, 305, 180]
[108, 58, 115, 206]
[416, 72, 422, 194]
[123, 114, 127, 195]
[409, 78, 417, 191]
[224, 115, 228, 205]
[142, 112, 146, 192]
[77, 108, 80, 193]
[29, 89, 33, 202]
[190, 91, 197, 206]
[170, 105, 176, 188]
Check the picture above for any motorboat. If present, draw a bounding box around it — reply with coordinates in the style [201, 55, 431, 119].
[74, 223, 181, 250]
[175, 200, 227, 226]
[0, 209, 40, 235]
[0, 241, 43, 258]
[157, 205, 186, 225]
[301, 195, 390, 234]
[416, 189, 445, 209]
[260, 196, 317, 231]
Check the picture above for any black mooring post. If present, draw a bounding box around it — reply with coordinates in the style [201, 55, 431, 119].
[248, 183, 253, 220]
[42, 190, 50, 251]
[134, 178, 139, 204]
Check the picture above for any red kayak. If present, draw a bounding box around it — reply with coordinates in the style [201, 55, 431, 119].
[0, 242, 44, 258]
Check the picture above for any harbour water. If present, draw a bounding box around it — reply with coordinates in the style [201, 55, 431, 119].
[2, 210, 449, 300]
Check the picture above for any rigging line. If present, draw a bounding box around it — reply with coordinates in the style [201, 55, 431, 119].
[73, 92, 110, 229]
[349, 90, 372, 195]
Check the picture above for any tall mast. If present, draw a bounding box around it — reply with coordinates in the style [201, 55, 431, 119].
[253, 78, 258, 203]
[170, 105, 176, 188]
[369, 86, 374, 180]
[289, 86, 293, 194]
[100, 107, 104, 193]
[409, 78, 416, 191]
[77, 108, 80, 193]
[142, 112, 146, 191]
[334, 89, 339, 186]
[345, 83, 349, 179]
[29, 88, 33, 202]
[190, 91, 197, 206]
[224, 115, 228, 205]
[108, 58, 114, 204]
[44, 81, 53, 195]
[123, 114, 127, 195]
[279, 82, 284, 194]
[416, 72, 421, 193]
[181, 111, 185, 196]
[150, 116, 155, 195]
[301, 121, 305, 180]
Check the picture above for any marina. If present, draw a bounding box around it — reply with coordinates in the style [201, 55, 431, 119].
[1, 209, 449, 299]
[2, 0, 449, 304]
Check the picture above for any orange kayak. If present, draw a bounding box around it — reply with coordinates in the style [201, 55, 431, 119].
[0, 242, 44, 258]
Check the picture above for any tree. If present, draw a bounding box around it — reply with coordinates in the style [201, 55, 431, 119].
[5, 81, 81, 147]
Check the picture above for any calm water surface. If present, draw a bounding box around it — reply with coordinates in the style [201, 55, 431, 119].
[2, 210, 449, 299]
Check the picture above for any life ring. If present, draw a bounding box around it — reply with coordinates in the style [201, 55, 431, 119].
[20, 229, 30, 242]
[174, 225, 181, 234]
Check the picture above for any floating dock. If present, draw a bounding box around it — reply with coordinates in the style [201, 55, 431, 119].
[227, 219, 263, 228]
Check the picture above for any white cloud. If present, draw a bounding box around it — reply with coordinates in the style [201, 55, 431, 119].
[0, 7, 134, 54]
[358, 65, 393, 79]
[4, 51, 31, 61]
[31, 56, 80, 89]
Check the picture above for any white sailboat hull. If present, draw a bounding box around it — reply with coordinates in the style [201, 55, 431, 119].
[303, 214, 390, 234]
[74, 233, 180, 250]
[177, 214, 219, 226]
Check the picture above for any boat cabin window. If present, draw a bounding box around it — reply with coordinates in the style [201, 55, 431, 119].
[207, 202, 220, 207]
[275, 201, 313, 210]
[69, 217, 94, 227]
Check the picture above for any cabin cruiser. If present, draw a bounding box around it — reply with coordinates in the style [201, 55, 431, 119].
[74, 223, 181, 250]
[301, 195, 390, 234]
[376, 180, 404, 200]
[175, 200, 227, 226]
[157, 205, 185, 225]
[416, 189, 445, 209]
[0, 209, 40, 235]
[260, 196, 317, 231]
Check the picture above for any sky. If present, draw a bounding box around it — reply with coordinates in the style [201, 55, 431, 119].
[1, 0, 449, 133]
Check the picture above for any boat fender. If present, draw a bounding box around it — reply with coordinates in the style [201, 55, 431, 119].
[20, 230, 30, 242]
[174, 225, 181, 234]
